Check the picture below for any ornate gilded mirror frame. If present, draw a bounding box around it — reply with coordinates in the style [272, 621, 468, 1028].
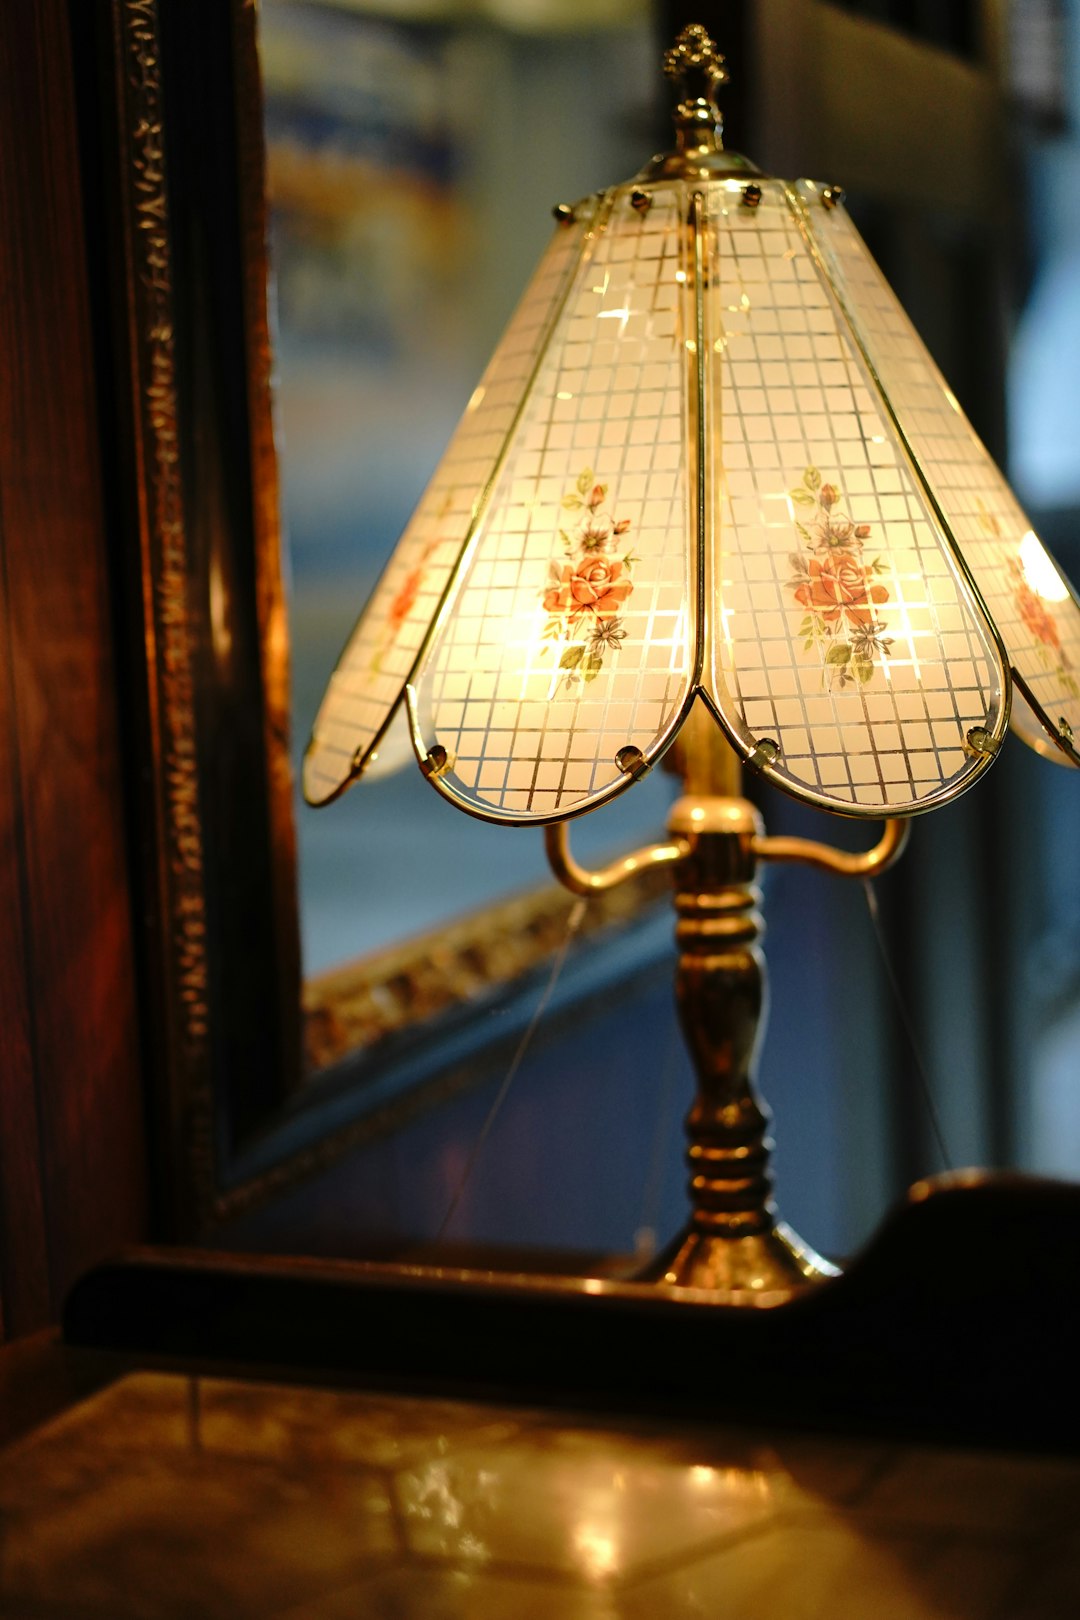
[101, 0, 294, 1234]
[91, 0, 664, 1239]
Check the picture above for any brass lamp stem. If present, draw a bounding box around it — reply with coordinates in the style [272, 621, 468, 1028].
[638, 795, 839, 1296]
[544, 766, 908, 1300]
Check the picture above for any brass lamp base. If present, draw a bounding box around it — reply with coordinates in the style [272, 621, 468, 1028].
[640, 1222, 840, 1296]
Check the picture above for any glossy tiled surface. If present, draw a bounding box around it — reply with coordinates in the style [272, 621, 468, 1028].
[1, 1372, 1078, 1618]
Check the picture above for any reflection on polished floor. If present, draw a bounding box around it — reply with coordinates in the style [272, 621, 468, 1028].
[1, 1372, 1079, 1618]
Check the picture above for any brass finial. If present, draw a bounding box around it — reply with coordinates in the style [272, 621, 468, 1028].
[663, 23, 729, 154]
[633, 23, 761, 184]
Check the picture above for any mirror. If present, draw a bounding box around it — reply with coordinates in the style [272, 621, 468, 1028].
[97, 0, 1080, 1259]
[99, 0, 679, 1236]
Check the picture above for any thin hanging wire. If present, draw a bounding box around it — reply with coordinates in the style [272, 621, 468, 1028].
[436, 897, 589, 1240]
[862, 877, 954, 1173]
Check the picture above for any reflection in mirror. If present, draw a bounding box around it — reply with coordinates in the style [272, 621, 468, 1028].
[105, 0, 1080, 1263]
[259, 0, 675, 981]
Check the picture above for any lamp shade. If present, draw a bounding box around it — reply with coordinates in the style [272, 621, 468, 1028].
[305, 48, 1079, 824]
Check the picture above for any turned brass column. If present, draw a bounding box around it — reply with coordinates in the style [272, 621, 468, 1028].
[638, 795, 838, 1294]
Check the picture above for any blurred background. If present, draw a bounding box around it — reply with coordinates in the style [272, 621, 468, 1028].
[248, 0, 1080, 1267]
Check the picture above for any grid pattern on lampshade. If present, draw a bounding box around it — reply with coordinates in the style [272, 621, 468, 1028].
[412, 185, 696, 821]
[302, 209, 593, 806]
[702, 181, 1007, 812]
[801, 181, 1080, 766]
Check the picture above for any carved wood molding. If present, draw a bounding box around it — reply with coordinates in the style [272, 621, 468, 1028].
[230, 0, 304, 1096]
[112, 0, 216, 1225]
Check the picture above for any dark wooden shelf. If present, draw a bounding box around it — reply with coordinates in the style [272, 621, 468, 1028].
[64, 1172, 1080, 1454]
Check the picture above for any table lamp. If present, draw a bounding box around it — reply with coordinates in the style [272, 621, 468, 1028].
[303, 24, 1080, 1302]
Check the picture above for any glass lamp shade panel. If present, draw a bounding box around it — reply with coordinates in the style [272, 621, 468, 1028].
[306, 168, 1076, 822]
[799, 181, 1080, 768]
[699, 179, 1009, 814]
[302, 206, 595, 807]
[410, 187, 698, 823]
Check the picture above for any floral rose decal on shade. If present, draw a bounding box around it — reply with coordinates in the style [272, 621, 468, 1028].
[372, 538, 440, 673]
[545, 553, 632, 621]
[977, 499, 1079, 701]
[387, 569, 422, 635]
[787, 467, 891, 688]
[540, 469, 636, 690]
[1012, 560, 1061, 648]
[1008, 559, 1079, 698]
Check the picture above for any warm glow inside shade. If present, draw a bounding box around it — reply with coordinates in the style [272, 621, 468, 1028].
[803, 181, 1080, 766]
[414, 186, 696, 819]
[305, 177, 1080, 822]
[701, 182, 1006, 812]
[302, 209, 591, 806]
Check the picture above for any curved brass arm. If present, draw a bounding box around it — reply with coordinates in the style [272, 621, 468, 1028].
[546, 812, 910, 895]
[544, 823, 688, 896]
[752, 817, 910, 878]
